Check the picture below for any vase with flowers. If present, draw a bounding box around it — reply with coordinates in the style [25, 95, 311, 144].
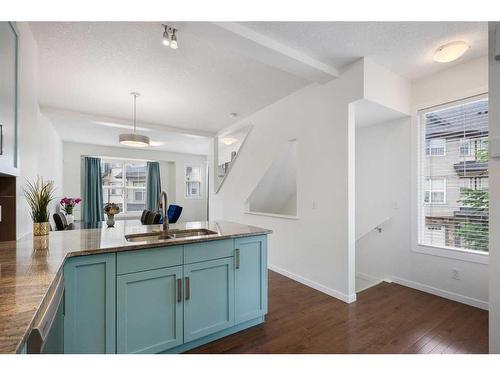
[104, 203, 120, 227]
[23, 177, 56, 236]
[60, 197, 81, 225]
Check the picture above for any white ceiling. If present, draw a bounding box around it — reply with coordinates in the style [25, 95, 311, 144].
[43, 108, 211, 155]
[30, 22, 488, 155]
[242, 22, 488, 80]
[30, 22, 308, 134]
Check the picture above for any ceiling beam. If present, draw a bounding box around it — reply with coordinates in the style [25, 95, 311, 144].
[184, 22, 339, 84]
[40, 107, 215, 138]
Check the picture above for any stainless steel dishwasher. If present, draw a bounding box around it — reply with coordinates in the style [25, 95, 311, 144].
[27, 273, 65, 354]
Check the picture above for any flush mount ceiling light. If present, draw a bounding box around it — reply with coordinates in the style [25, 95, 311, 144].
[433, 41, 470, 63]
[119, 92, 150, 147]
[162, 24, 178, 50]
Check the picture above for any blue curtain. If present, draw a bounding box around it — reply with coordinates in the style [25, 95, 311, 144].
[146, 161, 162, 211]
[82, 157, 104, 223]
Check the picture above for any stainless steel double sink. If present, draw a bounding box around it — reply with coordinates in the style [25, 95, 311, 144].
[125, 228, 218, 243]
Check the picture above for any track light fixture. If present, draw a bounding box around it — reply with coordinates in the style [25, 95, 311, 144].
[161, 24, 178, 50]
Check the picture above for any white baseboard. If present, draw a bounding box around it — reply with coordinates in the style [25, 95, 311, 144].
[268, 264, 356, 304]
[356, 271, 381, 284]
[391, 276, 489, 310]
[355, 272, 383, 292]
[268, 265, 487, 310]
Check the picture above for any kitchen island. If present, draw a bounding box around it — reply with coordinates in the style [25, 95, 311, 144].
[0, 220, 271, 354]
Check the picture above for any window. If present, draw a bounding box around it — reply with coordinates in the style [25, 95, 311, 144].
[101, 158, 147, 213]
[425, 138, 446, 156]
[459, 139, 471, 157]
[424, 224, 446, 247]
[134, 190, 145, 201]
[185, 165, 202, 198]
[459, 138, 488, 158]
[418, 96, 489, 253]
[459, 177, 488, 193]
[424, 178, 446, 204]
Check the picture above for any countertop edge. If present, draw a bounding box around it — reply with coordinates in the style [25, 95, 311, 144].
[64, 229, 273, 258]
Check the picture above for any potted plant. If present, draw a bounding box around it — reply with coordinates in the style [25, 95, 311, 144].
[23, 177, 56, 236]
[60, 197, 81, 225]
[104, 203, 120, 227]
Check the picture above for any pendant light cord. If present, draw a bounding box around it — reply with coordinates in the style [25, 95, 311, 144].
[131, 92, 140, 134]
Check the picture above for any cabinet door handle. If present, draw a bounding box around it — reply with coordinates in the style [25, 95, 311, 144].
[235, 249, 240, 269]
[185, 276, 190, 300]
[177, 278, 182, 303]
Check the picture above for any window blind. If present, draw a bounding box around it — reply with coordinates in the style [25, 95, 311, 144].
[418, 96, 489, 253]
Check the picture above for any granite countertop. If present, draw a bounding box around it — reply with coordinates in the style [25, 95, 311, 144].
[0, 220, 272, 354]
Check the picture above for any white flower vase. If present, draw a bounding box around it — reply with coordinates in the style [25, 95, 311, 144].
[65, 214, 74, 225]
[106, 214, 115, 228]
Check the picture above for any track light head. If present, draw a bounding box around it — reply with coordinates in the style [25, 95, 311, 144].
[170, 30, 178, 49]
[162, 28, 170, 47]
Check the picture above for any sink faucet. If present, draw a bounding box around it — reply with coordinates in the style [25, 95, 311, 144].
[158, 191, 169, 232]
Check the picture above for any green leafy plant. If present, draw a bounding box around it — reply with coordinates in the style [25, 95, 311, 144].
[458, 221, 488, 252]
[458, 188, 489, 252]
[459, 188, 489, 209]
[23, 177, 56, 223]
[475, 140, 489, 162]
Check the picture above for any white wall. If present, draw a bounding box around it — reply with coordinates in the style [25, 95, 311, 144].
[209, 59, 365, 302]
[356, 118, 411, 283]
[407, 56, 489, 308]
[412, 56, 488, 108]
[209, 53, 489, 310]
[488, 23, 500, 353]
[363, 58, 412, 115]
[356, 56, 489, 309]
[62, 142, 208, 223]
[16, 22, 63, 238]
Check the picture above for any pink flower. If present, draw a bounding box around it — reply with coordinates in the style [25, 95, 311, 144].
[60, 197, 81, 207]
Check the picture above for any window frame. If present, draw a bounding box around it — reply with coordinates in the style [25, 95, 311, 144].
[425, 138, 447, 157]
[423, 177, 447, 205]
[101, 157, 148, 215]
[413, 93, 489, 264]
[184, 164, 203, 199]
[459, 138, 472, 157]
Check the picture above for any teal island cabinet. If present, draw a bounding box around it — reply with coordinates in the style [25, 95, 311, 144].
[62, 235, 267, 354]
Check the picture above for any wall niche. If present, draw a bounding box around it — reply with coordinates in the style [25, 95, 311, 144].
[246, 139, 297, 217]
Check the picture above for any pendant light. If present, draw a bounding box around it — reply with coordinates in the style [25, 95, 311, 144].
[119, 92, 150, 147]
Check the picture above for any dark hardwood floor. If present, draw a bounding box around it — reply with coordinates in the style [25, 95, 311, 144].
[188, 270, 488, 354]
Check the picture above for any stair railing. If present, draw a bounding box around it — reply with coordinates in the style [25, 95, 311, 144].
[355, 217, 391, 242]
